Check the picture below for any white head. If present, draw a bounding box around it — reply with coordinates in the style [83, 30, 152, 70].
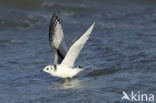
[42, 65, 57, 75]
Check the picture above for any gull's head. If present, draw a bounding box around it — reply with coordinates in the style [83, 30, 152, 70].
[42, 65, 57, 75]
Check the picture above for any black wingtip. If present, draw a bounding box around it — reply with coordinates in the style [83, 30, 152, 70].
[51, 13, 60, 22]
[52, 13, 57, 19]
[49, 13, 60, 30]
[49, 13, 60, 42]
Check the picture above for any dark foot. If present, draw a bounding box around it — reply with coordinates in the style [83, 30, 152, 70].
[66, 77, 72, 82]
[60, 77, 72, 83]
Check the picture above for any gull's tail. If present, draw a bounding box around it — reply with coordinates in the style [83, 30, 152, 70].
[78, 66, 89, 70]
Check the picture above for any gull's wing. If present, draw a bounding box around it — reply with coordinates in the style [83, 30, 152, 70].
[49, 14, 68, 64]
[60, 22, 95, 68]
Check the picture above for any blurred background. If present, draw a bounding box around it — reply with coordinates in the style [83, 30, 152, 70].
[0, 0, 156, 103]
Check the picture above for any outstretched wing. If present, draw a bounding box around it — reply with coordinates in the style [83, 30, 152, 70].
[60, 22, 95, 68]
[49, 14, 68, 64]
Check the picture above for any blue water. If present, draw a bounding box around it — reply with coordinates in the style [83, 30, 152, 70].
[0, 0, 156, 103]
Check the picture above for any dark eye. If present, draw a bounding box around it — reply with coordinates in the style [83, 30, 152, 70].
[46, 68, 49, 70]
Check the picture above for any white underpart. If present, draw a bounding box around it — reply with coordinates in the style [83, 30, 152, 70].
[51, 65, 83, 78]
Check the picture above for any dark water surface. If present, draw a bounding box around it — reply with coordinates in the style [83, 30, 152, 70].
[0, 0, 156, 103]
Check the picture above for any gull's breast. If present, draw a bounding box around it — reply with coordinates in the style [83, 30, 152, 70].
[55, 66, 76, 78]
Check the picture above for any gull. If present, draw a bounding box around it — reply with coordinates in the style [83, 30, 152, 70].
[42, 14, 95, 79]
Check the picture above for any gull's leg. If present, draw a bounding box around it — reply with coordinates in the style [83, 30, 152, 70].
[60, 78, 66, 83]
[66, 77, 72, 82]
[60, 77, 73, 83]
[60, 77, 72, 83]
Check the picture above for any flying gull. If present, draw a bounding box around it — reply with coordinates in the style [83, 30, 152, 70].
[42, 14, 95, 79]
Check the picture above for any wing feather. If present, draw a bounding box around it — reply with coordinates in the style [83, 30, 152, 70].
[49, 14, 68, 64]
[60, 22, 95, 67]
